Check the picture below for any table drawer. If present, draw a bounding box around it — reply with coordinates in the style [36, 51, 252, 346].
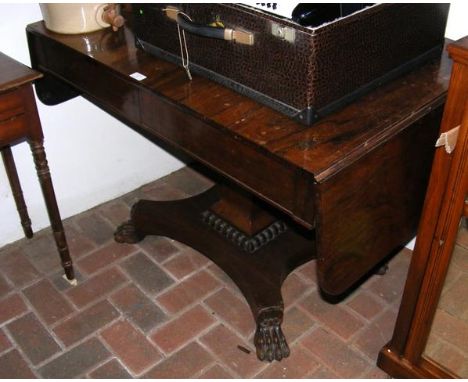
[0, 91, 24, 122]
[140, 88, 312, 222]
[0, 114, 27, 147]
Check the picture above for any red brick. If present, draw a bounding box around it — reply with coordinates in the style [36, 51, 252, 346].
[143, 342, 214, 378]
[77, 241, 137, 275]
[63, 223, 96, 258]
[157, 270, 221, 314]
[198, 364, 234, 378]
[7, 312, 60, 365]
[439, 274, 468, 318]
[200, 324, 265, 378]
[50, 268, 86, 292]
[299, 292, 364, 340]
[307, 365, 340, 379]
[53, 300, 119, 346]
[363, 366, 390, 379]
[347, 291, 386, 320]
[75, 212, 115, 245]
[138, 236, 180, 263]
[23, 279, 74, 325]
[301, 327, 369, 378]
[294, 260, 318, 286]
[151, 305, 215, 354]
[204, 288, 254, 338]
[27, 221, 94, 264]
[101, 320, 162, 375]
[23, 231, 64, 273]
[0, 328, 12, 353]
[120, 188, 140, 208]
[66, 267, 127, 308]
[120, 253, 174, 296]
[89, 359, 132, 379]
[456, 225, 468, 249]
[282, 273, 310, 308]
[0, 249, 40, 287]
[97, 200, 131, 226]
[140, 181, 188, 201]
[38, 338, 110, 378]
[110, 284, 167, 334]
[425, 339, 467, 377]
[0, 293, 27, 325]
[430, 309, 468, 353]
[207, 263, 241, 293]
[257, 344, 319, 378]
[353, 309, 399, 361]
[0, 273, 12, 298]
[162, 248, 209, 279]
[0, 349, 36, 378]
[282, 306, 316, 344]
[367, 251, 411, 303]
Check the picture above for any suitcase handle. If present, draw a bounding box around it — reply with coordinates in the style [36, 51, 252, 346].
[164, 7, 254, 46]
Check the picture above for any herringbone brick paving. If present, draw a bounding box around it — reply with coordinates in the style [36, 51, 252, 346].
[0, 166, 415, 378]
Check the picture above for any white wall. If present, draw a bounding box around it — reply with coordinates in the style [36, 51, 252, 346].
[0, 3, 467, 249]
[0, 3, 184, 247]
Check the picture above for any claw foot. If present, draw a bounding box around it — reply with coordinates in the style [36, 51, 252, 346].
[114, 221, 144, 244]
[376, 263, 389, 276]
[254, 308, 290, 362]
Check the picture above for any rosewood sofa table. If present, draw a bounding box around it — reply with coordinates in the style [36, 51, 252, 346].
[0, 51, 74, 282]
[26, 22, 451, 362]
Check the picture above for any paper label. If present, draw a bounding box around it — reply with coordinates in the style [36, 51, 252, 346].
[129, 72, 147, 81]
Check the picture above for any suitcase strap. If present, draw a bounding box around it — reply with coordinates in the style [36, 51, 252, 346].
[164, 6, 254, 46]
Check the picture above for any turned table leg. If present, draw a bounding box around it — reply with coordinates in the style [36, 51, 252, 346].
[29, 139, 74, 281]
[1, 146, 33, 238]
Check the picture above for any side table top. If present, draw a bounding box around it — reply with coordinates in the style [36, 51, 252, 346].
[0, 52, 42, 94]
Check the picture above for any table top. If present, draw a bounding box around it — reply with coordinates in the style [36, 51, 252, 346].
[0, 52, 42, 94]
[26, 22, 451, 182]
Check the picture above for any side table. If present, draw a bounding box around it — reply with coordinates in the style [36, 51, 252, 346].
[0, 51, 75, 282]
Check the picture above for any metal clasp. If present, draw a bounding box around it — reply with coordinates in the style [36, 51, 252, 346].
[271, 22, 296, 43]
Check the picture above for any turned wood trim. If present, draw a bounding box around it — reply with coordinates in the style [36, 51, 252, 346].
[388, 43, 468, 355]
[379, 39, 468, 378]
[378, 345, 457, 379]
[404, 101, 468, 363]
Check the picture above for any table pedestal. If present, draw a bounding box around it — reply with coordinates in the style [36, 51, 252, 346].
[115, 185, 315, 362]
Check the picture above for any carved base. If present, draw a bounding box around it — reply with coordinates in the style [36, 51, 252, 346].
[254, 308, 290, 362]
[114, 220, 145, 244]
[113, 186, 316, 362]
[201, 210, 287, 253]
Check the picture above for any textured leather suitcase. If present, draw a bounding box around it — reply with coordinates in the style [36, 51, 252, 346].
[132, 3, 449, 125]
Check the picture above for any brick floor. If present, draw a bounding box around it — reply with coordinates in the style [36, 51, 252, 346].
[150, 304, 216, 354]
[7, 312, 61, 365]
[0, 166, 426, 378]
[101, 320, 162, 375]
[425, 226, 468, 378]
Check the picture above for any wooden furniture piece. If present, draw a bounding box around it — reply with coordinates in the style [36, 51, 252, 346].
[0, 52, 74, 281]
[26, 21, 453, 362]
[377, 37, 468, 378]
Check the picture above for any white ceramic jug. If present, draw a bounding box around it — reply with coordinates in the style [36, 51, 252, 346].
[39, 3, 124, 34]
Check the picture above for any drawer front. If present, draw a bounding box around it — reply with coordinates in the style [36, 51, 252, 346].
[0, 115, 27, 147]
[140, 88, 313, 223]
[0, 91, 24, 122]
